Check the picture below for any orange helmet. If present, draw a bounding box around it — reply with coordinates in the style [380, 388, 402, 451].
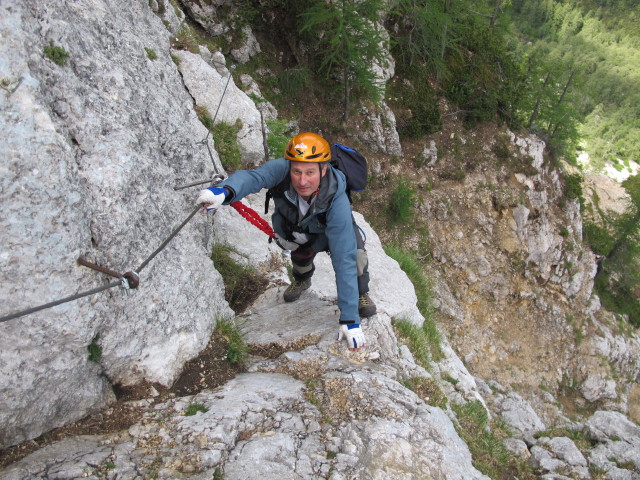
[284, 132, 331, 163]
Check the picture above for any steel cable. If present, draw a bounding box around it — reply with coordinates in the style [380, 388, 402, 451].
[0, 281, 121, 323]
[0, 66, 236, 324]
[0, 205, 203, 324]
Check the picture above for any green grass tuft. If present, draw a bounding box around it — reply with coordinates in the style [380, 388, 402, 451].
[144, 47, 157, 60]
[184, 403, 208, 416]
[211, 243, 268, 314]
[385, 244, 442, 362]
[388, 179, 416, 224]
[87, 334, 102, 363]
[452, 401, 538, 479]
[402, 376, 448, 409]
[212, 120, 243, 171]
[266, 118, 292, 158]
[215, 318, 248, 365]
[43, 43, 69, 66]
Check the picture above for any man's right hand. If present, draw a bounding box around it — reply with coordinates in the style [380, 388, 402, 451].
[196, 187, 227, 213]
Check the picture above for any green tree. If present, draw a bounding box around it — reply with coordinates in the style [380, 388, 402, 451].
[590, 174, 640, 327]
[443, 16, 523, 127]
[389, 0, 450, 77]
[301, 0, 389, 122]
[508, 0, 640, 168]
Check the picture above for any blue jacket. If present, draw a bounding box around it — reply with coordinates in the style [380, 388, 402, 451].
[218, 158, 359, 323]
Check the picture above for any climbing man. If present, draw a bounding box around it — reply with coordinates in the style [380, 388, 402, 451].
[195, 132, 376, 351]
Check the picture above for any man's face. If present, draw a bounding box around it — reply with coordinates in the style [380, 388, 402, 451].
[290, 161, 327, 201]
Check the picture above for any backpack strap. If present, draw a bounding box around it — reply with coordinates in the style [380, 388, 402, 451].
[264, 176, 290, 214]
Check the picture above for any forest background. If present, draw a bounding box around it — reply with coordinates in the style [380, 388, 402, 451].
[210, 0, 640, 328]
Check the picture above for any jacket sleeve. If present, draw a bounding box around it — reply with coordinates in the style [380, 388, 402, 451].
[325, 192, 360, 323]
[218, 158, 289, 203]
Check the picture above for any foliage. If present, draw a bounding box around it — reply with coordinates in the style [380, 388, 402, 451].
[211, 120, 243, 170]
[492, 135, 511, 164]
[388, 179, 416, 224]
[508, 0, 640, 168]
[388, 64, 441, 139]
[144, 47, 157, 60]
[402, 376, 448, 409]
[595, 257, 640, 328]
[587, 174, 640, 328]
[266, 118, 292, 158]
[43, 43, 69, 66]
[583, 222, 615, 256]
[563, 172, 585, 206]
[515, 44, 583, 162]
[277, 66, 310, 99]
[184, 403, 208, 416]
[300, 0, 388, 121]
[87, 334, 102, 363]
[452, 401, 538, 479]
[215, 318, 249, 365]
[443, 16, 523, 127]
[211, 243, 268, 314]
[388, 0, 450, 78]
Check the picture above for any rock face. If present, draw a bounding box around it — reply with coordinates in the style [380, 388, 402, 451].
[0, 1, 232, 448]
[175, 49, 267, 166]
[2, 1, 640, 479]
[419, 128, 640, 420]
[2, 184, 493, 478]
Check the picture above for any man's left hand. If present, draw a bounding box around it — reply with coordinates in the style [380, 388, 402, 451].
[337, 324, 366, 351]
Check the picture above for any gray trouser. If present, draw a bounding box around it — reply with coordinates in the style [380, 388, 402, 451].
[291, 220, 370, 295]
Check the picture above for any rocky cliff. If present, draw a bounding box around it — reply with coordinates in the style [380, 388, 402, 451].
[1, 1, 640, 479]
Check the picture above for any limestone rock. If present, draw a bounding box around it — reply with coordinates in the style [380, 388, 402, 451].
[358, 103, 403, 156]
[230, 26, 261, 64]
[585, 410, 640, 443]
[180, 0, 230, 37]
[580, 373, 618, 403]
[498, 392, 546, 438]
[0, 0, 232, 448]
[174, 49, 266, 166]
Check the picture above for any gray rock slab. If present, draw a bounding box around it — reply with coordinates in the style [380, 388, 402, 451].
[539, 436, 588, 466]
[585, 410, 640, 443]
[499, 392, 546, 438]
[0, 435, 114, 480]
[240, 287, 339, 347]
[503, 438, 530, 458]
[174, 49, 265, 166]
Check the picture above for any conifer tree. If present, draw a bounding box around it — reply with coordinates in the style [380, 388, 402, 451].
[300, 0, 388, 121]
[390, 0, 451, 78]
[592, 174, 640, 327]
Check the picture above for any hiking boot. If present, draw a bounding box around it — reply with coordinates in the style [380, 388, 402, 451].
[358, 293, 377, 317]
[283, 278, 311, 302]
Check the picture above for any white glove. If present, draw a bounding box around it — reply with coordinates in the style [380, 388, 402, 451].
[337, 324, 366, 351]
[196, 187, 226, 213]
[274, 233, 300, 252]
